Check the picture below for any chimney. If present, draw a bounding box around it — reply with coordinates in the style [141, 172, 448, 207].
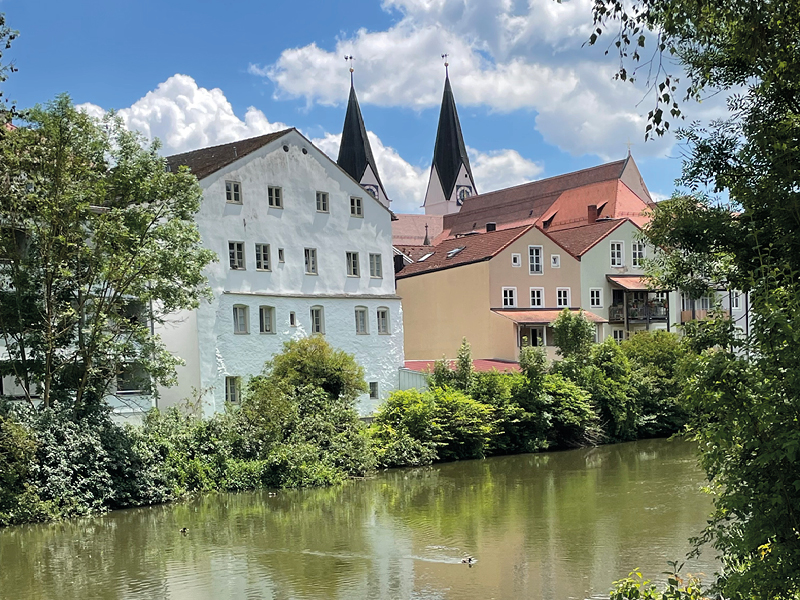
[486, 222, 497, 232]
[588, 204, 598, 224]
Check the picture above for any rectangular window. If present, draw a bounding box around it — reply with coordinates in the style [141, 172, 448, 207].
[590, 288, 603, 308]
[369, 381, 379, 400]
[350, 196, 363, 217]
[316, 191, 329, 212]
[304, 248, 318, 274]
[346, 252, 360, 277]
[528, 245, 543, 274]
[612, 329, 625, 344]
[225, 181, 242, 204]
[117, 362, 150, 394]
[255, 243, 271, 271]
[611, 241, 624, 267]
[557, 287, 571, 308]
[278, 248, 285, 263]
[225, 376, 241, 404]
[310, 306, 324, 334]
[369, 253, 383, 278]
[259, 306, 274, 334]
[631, 242, 645, 267]
[377, 308, 390, 334]
[289, 311, 296, 326]
[731, 291, 740, 310]
[700, 293, 715, 310]
[502, 287, 517, 308]
[229, 241, 245, 270]
[355, 307, 369, 334]
[550, 254, 561, 268]
[511, 253, 521, 267]
[530, 288, 544, 307]
[268, 186, 283, 208]
[233, 305, 249, 334]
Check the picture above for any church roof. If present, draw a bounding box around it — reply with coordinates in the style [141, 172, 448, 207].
[428, 75, 475, 203]
[337, 81, 387, 200]
[165, 129, 293, 180]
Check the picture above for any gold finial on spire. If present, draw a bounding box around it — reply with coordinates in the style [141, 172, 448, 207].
[344, 55, 355, 85]
[441, 53, 449, 76]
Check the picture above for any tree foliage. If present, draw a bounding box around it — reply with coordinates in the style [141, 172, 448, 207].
[552, 309, 596, 360]
[0, 13, 18, 121]
[0, 96, 216, 408]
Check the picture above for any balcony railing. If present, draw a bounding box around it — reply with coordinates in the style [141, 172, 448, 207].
[609, 302, 669, 322]
[680, 309, 729, 324]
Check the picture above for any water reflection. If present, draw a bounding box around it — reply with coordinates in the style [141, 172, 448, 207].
[0, 439, 714, 600]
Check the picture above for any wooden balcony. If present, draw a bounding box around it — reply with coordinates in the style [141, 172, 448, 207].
[680, 309, 729, 324]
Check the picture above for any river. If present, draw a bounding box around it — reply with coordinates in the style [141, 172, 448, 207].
[0, 438, 715, 600]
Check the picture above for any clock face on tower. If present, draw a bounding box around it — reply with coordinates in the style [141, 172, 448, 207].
[456, 185, 473, 206]
[362, 184, 379, 200]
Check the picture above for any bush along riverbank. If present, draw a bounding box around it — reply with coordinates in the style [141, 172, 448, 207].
[0, 311, 697, 527]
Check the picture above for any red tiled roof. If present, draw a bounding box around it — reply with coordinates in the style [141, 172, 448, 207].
[546, 219, 629, 257]
[396, 224, 533, 279]
[442, 159, 628, 236]
[395, 244, 435, 261]
[392, 213, 444, 245]
[404, 359, 521, 373]
[165, 129, 293, 180]
[492, 308, 607, 324]
[606, 275, 664, 291]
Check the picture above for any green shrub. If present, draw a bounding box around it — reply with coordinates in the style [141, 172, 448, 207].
[541, 374, 600, 447]
[587, 338, 638, 441]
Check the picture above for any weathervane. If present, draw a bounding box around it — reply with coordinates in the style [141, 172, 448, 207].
[344, 55, 355, 83]
[441, 53, 449, 76]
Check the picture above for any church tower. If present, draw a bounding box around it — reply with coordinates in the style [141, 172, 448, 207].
[337, 60, 390, 208]
[423, 61, 476, 215]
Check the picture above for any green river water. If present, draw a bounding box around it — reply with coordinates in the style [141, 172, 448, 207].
[0, 438, 716, 600]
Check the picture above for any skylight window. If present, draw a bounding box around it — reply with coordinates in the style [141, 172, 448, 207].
[418, 252, 434, 262]
[446, 247, 465, 259]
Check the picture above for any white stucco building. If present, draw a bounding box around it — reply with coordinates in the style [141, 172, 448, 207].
[158, 128, 404, 415]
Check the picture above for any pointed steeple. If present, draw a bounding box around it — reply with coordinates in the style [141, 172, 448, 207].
[337, 63, 389, 207]
[423, 62, 476, 215]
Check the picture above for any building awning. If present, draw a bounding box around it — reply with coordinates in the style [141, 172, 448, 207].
[492, 309, 607, 324]
[606, 275, 662, 291]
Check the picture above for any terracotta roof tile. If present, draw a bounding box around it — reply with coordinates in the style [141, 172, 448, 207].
[545, 219, 629, 257]
[492, 308, 607, 324]
[396, 224, 533, 279]
[165, 129, 293, 180]
[392, 214, 444, 246]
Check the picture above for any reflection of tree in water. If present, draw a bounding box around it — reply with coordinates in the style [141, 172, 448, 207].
[0, 440, 713, 600]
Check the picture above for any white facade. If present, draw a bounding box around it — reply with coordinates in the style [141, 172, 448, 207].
[423, 164, 474, 215]
[157, 130, 404, 415]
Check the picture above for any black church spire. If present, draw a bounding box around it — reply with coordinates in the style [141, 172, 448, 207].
[430, 73, 475, 203]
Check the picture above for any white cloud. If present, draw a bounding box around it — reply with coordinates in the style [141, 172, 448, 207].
[469, 146, 544, 194]
[253, 0, 722, 160]
[78, 74, 288, 155]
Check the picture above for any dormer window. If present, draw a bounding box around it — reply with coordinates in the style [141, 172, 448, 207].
[418, 252, 434, 262]
[226, 181, 242, 204]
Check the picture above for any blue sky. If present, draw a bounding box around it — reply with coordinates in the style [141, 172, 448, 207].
[2, 0, 720, 213]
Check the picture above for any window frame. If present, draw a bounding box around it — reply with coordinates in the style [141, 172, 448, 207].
[225, 181, 242, 204]
[225, 376, 241, 404]
[310, 306, 325, 334]
[610, 241, 624, 268]
[304, 248, 318, 275]
[255, 243, 271, 271]
[316, 191, 330, 213]
[233, 304, 249, 334]
[376, 307, 390, 334]
[259, 305, 275, 334]
[550, 254, 561, 269]
[369, 253, 383, 278]
[346, 251, 360, 277]
[369, 381, 379, 400]
[228, 241, 245, 270]
[631, 241, 646, 267]
[529, 287, 544, 307]
[268, 186, 283, 208]
[289, 311, 297, 326]
[731, 291, 741, 310]
[350, 196, 363, 217]
[612, 329, 625, 344]
[511, 253, 522, 268]
[278, 248, 285, 263]
[354, 306, 369, 334]
[589, 288, 603, 308]
[556, 287, 571, 308]
[502, 286, 517, 308]
[528, 245, 543, 275]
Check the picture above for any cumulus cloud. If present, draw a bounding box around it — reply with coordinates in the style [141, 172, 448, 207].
[253, 0, 725, 160]
[78, 74, 289, 155]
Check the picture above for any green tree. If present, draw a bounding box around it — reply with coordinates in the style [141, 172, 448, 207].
[551, 309, 595, 360]
[0, 96, 216, 408]
[453, 337, 474, 392]
[0, 13, 18, 122]
[592, 0, 800, 596]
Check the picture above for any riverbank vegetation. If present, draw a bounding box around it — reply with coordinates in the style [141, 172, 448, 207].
[0, 321, 696, 527]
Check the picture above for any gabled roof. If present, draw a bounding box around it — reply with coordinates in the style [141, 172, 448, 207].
[441, 157, 651, 236]
[396, 224, 533, 279]
[545, 218, 629, 257]
[337, 81, 388, 200]
[426, 75, 475, 203]
[165, 130, 293, 180]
